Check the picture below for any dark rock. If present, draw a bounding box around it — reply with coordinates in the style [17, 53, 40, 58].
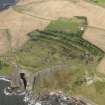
[33, 91, 90, 105]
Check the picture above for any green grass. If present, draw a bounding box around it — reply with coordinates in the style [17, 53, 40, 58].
[29, 17, 104, 58]
[35, 59, 89, 90]
[46, 18, 80, 34]
[15, 16, 104, 73]
[0, 65, 12, 76]
[27, 17, 105, 105]
[87, 0, 105, 7]
[0, 60, 12, 76]
[71, 83, 105, 105]
[15, 18, 85, 69]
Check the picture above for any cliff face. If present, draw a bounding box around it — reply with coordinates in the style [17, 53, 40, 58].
[11, 67, 37, 92]
[8, 64, 28, 94]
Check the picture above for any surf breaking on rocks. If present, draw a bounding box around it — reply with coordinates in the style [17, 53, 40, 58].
[0, 76, 26, 96]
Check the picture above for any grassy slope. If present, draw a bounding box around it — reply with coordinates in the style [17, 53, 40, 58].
[1, 17, 105, 104]
[0, 65, 12, 76]
[15, 17, 104, 69]
[0, 59, 12, 76]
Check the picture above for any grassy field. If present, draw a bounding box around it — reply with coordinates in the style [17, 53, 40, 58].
[15, 17, 104, 69]
[0, 59, 12, 76]
[87, 0, 105, 7]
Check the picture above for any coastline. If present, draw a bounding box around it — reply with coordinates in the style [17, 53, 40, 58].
[0, 0, 18, 11]
[0, 76, 26, 96]
[0, 77, 27, 105]
[0, 76, 11, 82]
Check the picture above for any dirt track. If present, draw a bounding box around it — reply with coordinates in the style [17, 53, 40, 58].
[0, 0, 105, 73]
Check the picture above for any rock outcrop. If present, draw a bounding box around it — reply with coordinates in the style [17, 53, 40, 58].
[24, 91, 92, 105]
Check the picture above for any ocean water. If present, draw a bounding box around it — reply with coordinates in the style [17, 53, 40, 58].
[0, 80, 27, 105]
[0, 0, 16, 10]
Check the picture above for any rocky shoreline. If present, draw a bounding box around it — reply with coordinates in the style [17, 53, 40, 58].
[0, 76, 95, 105]
[0, 76, 26, 96]
[24, 91, 93, 105]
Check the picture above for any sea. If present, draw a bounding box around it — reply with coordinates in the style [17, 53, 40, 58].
[0, 80, 27, 105]
[0, 0, 16, 10]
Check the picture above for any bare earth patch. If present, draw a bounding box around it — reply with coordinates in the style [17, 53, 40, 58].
[0, 8, 49, 49]
[83, 27, 105, 52]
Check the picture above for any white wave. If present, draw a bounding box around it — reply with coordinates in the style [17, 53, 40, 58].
[0, 77, 10, 82]
[4, 88, 12, 96]
[35, 102, 41, 105]
[4, 87, 26, 96]
[23, 96, 30, 102]
[19, 91, 26, 96]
